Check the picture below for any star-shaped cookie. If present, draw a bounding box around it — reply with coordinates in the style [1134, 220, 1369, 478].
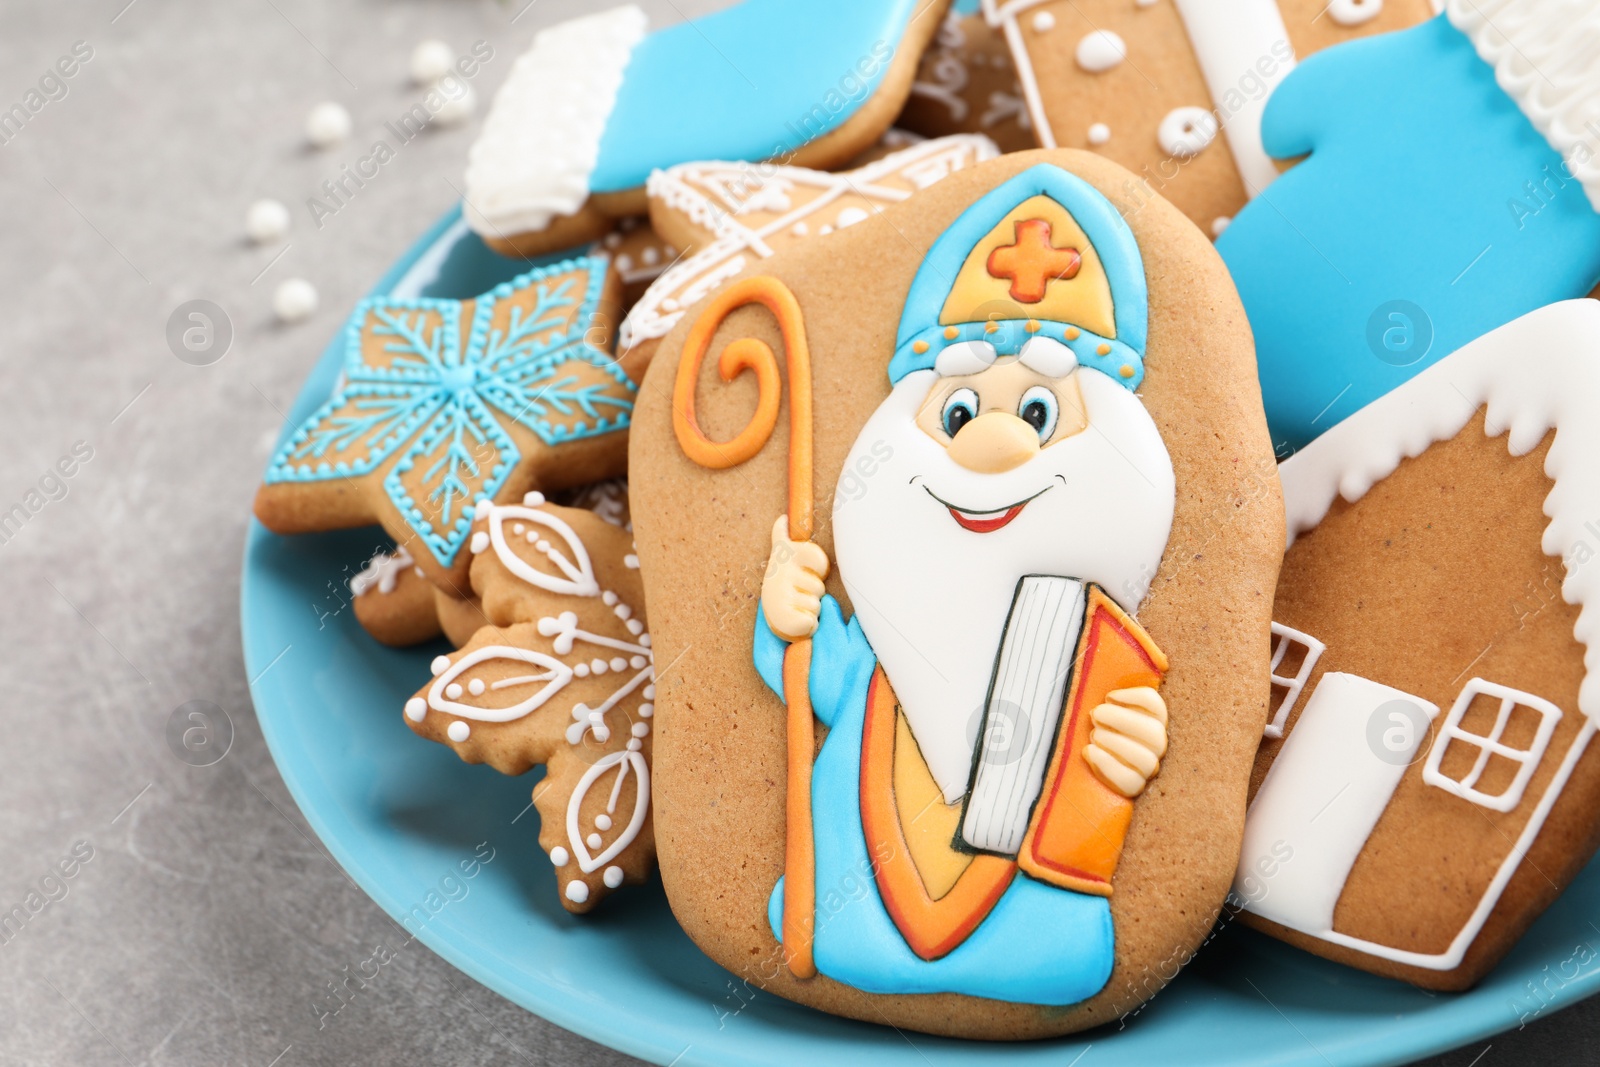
[403, 492, 653, 912]
[618, 134, 999, 363]
[256, 256, 635, 589]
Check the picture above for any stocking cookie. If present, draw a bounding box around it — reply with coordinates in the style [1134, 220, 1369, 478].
[1217, 4, 1600, 452]
[630, 152, 1282, 1037]
[620, 134, 999, 367]
[899, 8, 1035, 153]
[463, 0, 952, 258]
[982, 0, 1433, 234]
[255, 256, 634, 591]
[404, 494, 653, 912]
[1234, 301, 1600, 989]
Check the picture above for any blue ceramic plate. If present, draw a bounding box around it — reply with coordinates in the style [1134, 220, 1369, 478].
[242, 207, 1600, 1066]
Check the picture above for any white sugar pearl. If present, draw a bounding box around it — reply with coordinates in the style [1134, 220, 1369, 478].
[586, 833, 603, 849]
[595, 814, 613, 831]
[565, 880, 589, 904]
[410, 39, 455, 85]
[1088, 123, 1111, 146]
[244, 199, 289, 244]
[1076, 30, 1127, 73]
[404, 698, 427, 722]
[432, 82, 475, 128]
[447, 720, 470, 742]
[305, 101, 352, 148]
[273, 278, 319, 323]
[468, 678, 486, 696]
[603, 866, 624, 889]
[550, 846, 570, 866]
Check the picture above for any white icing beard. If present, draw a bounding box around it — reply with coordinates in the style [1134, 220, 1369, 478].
[833, 368, 1175, 803]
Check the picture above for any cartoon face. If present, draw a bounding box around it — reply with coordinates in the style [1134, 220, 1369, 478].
[915, 345, 1090, 474]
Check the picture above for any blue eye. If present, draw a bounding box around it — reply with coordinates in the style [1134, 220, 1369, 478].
[941, 388, 979, 437]
[1019, 385, 1059, 441]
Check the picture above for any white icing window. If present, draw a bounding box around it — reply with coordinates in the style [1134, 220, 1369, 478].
[1264, 622, 1324, 739]
[1423, 679, 1563, 813]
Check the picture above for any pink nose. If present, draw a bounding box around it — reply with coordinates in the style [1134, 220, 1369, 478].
[947, 412, 1040, 473]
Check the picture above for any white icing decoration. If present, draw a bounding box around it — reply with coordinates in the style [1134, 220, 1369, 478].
[909, 13, 971, 122]
[623, 136, 999, 349]
[1423, 679, 1562, 813]
[1210, 215, 1231, 238]
[1032, 11, 1055, 32]
[836, 206, 869, 229]
[1327, 0, 1383, 26]
[595, 813, 613, 830]
[468, 678, 486, 696]
[1263, 623, 1324, 739]
[410, 39, 455, 85]
[1169, 0, 1295, 194]
[463, 6, 648, 238]
[245, 199, 290, 244]
[445, 683, 463, 700]
[1087, 122, 1110, 146]
[587, 832, 603, 849]
[429, 645, 574, 722]
[1157, 106, 1218, 158]
[1074, 30, 1125, 73]
[430, 655, 450, 677]
[273, 278, 318, 324]
[404, 698, 427, 722]
[566, 880, 590, 904]
[487, 505, 600, 597]
[350, 545, 415, 597]
[550, 846, 570, 866]
[567, 750, 650, 873]
[447, 720, 470, 742]
[603, 865, 624, 889]
[1447, 0, 1600, 212]
[1238, 301, 1600, 970]
[305, 101, 351, 148]
[523, 491, 546, 506]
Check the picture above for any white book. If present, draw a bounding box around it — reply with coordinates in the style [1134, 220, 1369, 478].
[960, 576, 1086, 856]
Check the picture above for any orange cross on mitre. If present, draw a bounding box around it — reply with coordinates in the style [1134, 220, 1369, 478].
[986, 219, 1083, 304]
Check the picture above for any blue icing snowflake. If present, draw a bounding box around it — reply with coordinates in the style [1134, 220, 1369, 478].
[265, 254, 634, 566]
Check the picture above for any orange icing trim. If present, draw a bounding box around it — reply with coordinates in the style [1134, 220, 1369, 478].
[671, 276, 814, 539]
[782, 642, 818, 978]
[1017, 588, 1167, 896]
[860, 668, 1016, 960]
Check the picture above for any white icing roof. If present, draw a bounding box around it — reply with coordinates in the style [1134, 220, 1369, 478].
[1279, 300, 1600, 720]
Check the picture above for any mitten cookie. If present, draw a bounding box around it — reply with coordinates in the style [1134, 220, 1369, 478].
[899, 8, 1035, 152]
[255, 256, 634, 592]
[620, 134, 999, 369]
[1235, 301, 1600, 989]
[404, 494, 653, 912]
[463, 0, 952, 258]
[1217, 4, 1600, 452]
[630, 151, 1282, 1037]
[982, 0, 1433, 234]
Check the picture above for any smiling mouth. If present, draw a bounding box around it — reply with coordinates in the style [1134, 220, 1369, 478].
[921, 484, 1052, 533]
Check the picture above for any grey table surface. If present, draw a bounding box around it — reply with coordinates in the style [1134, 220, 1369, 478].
[0, 1, 1594, 1064]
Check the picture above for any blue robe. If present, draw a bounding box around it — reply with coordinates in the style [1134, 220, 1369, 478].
[754, 598, 1114, 1006]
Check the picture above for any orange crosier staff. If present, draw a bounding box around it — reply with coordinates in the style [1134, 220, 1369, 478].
[671, 275, 819, 980]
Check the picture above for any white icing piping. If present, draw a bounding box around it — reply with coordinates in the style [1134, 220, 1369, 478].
[1279, 300, 1600, 722]
[623, 135, 999, 348]
[463, 6, 648, 238]
[1446, 0, 1600, 213]
[982, 0, 1058, 148]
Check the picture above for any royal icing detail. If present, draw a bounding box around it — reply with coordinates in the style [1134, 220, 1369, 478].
[349, 545, 424, 597]
[1328, 0, 1384, 25]
[263, 257, 634, 568]
[465, 7, 648, 238]
[675, 166, 1177, 1005]
[1156, 106, 1218, 158]
[1074, 30, 1126, 73]
[622, 135, 999, 351]
[1237, 300, 1600, 971]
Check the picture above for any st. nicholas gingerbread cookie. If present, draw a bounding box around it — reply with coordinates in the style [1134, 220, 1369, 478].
[629, 152, 1282, 1037]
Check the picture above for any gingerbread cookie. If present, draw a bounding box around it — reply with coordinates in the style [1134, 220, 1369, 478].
[1234, 300, 1600, 989]
[598, 221, 679, 308]
[899, 8, 1035, 153]
[620, 134, 999, 368]
[254, 256, 634, 591]
[403, 493, 653, 912]
[630, 151, 1281, 1037]
[350, 481, 633, 649]
[1217, 3, 1600, 452]
[982, 0, 1433, 235]
[463, 0, 952, 258]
